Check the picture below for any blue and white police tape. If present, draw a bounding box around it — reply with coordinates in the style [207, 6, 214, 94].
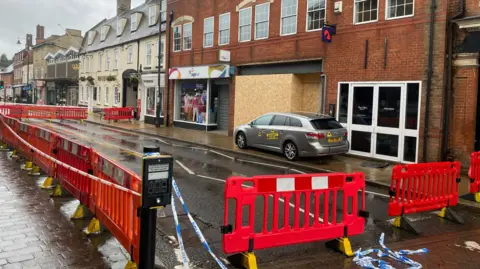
[172, 178, 228, 269]
[171, 194, 190, 269]
[353, 233, 428, 269]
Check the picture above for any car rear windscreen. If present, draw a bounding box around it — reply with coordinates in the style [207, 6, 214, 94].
[310, 119, 343, 130]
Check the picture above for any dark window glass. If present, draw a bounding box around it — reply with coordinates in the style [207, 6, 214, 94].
[93, 87, 97, 101]
[254, 115, 273, 126]
[289, 117, 303, 127]
[353, 87, 373, 126]
[310, 119, 343, 130]
[403, 136, 417, 162]
[376, 133, 399, 157]
[351, 131, 371, 153]
[406, 83, 419, 129]
[339, 84, 349, 123]
[271, 115, 288, 126]
[377, 86, 401, 128]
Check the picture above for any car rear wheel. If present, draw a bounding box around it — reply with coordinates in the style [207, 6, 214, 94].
[284, 141, 298, 161]
[236, 132, 247, 149]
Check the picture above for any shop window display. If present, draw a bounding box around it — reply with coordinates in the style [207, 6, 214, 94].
[177, 80, 207, 123]
[146, 87, 156, 116]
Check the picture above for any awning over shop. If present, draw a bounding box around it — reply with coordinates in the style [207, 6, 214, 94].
[12, 84, 26, 88]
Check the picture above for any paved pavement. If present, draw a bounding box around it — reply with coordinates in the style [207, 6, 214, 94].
[0, 151, 129, 269]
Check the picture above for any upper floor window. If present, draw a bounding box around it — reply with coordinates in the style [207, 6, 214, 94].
[114, 49, 119, 69]
[161, 0, 167, 22]
[386, 0, 414, 19]
[307, 0, 326, 31]
[183, 23, 192, 50]
[173, 26, 182, 52]
[281, 0, 298, 35]
[99, 53, 103, 70]
[100, 27, 107, 41]
[117, 19, 123, 36]
[255, 3, 270, 40]
[146, 43, 152, 66]
[354, 0, 378, 23]
[219, 13, 230, 45]
[127, 46, 133, 63]
[85, 57, 90, 72]
[87, 31, 94, 45]
[239, 7, 252, 42]
[131, 14, 138, 31]
[149, 6, 157, 26]
[158, 39, 164, 67]
[204, 17, 214, 48]
[105, 51, 110, 70]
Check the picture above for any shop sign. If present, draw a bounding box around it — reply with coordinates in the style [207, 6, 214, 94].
[169, 65, 230, 80]
[219, 50, 230, 62]
[72, 64, 80, 70]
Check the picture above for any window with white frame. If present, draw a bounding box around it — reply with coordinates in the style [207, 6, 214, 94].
[105, 87, 109, 105]
[204, 17, 214, 47]
[114, 49, 118, 69]
[106, 51, 110, 70]
[173, 26, 181, 52]
[115, 87, 120, 105]
[98, 53, 103, 70]
[85, 57, 89, 72]
[80, 87, 83, 102]
[183, 23, 192, 50]
[88, 31, 94, 45]
[149, 6, 157, 26]
[219, 13, 230, 45]
[100, 27, 107, 41]
[281, 0, 298, 35]
[131, 14, 138, 31]
[159, 39, 164, 67]
[307, 0, 326, 31]
[355, 0, 378, 23]
[97, 87, 101, 104]
[255, 3, 270, 39]
[239, 8, 252, 42]
[117, 19, 123, 35]
[387, 0, 414, 19]
[146, 42, 152, 66]
[127, 46, 133, 63]
[161, 0, 166, 22]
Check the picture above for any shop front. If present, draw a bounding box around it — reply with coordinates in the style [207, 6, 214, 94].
[169, 65, 231, 131]
[336, 81, 421, 163]
[141, 73, 165, 125]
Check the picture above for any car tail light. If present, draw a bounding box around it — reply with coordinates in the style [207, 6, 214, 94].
[306, 132, 325, 140]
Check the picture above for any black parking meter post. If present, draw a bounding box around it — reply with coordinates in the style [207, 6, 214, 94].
[138, 146, 173, 269]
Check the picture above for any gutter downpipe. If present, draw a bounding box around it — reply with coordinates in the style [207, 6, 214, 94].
[441, 0, 465, 161]
[423, 0, 437, 162]
[165, 11, 174, 127]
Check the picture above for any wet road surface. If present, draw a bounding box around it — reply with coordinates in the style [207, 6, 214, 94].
[19, 119, 480, 268]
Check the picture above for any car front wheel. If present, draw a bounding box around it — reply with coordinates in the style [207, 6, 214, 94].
[284, 141, 298, 161]
[236, 132, 247, 149]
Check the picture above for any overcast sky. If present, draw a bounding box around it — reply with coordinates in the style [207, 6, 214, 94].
[0, 0, 144, 59]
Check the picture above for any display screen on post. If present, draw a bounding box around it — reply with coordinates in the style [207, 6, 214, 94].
[142, 155, 173, 208]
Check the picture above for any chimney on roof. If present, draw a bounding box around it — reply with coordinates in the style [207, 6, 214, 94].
[25, 34, 33, 49]
[117, 0, 131, 15]
[36, 25, 45, 45]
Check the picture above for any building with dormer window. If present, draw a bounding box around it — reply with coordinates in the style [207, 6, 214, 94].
[79, 0, 166, 125]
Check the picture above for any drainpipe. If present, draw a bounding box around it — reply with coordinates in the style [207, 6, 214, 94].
[423, 0, 437, 162]
[165, 11, 174, 127]
[441, 0, 465, 161]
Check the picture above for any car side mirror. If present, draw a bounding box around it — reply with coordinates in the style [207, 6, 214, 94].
[248, 121, 253, 126]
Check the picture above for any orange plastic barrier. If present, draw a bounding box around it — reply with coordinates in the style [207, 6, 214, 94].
[56, 107, 88, 121]
[223, 173, 367, 255]
[388, 162, 461, 216]
[103, 107, 134, 121]
[23, 106, 56, 120]
[0, 104, 87, 121]
[469, 152, 480, 195]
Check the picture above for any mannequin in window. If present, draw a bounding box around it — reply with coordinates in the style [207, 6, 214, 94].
[192, 91, 202, 122]
[183, 92, 193, 121]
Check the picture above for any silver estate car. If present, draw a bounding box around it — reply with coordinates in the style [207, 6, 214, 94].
[234, 112, 349, 161]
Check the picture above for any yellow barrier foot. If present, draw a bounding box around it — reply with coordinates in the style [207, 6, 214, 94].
[0, 143, 8, 151]
[23, 161, 33, 171]
[85, 218, 104, 235]
[10, 149, 18, 159]
[28, 166, 41, 176]
[227, 252, 257, 269]
[392, 216, 421, 235]
[41, 177, 55, 189]
[50, 184, 66, 197]
[124, 260, 137, 269]
[438, 207, 464, 224]
[475, 192, 480, 203]
[71, 204, 93, 220]
[325, 237, 354, 257]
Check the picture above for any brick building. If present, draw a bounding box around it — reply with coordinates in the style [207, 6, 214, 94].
[0, 65, 14, 101]
[165, 0, 476, 164]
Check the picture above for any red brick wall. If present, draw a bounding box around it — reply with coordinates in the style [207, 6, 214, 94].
[0, 73, 13, 87]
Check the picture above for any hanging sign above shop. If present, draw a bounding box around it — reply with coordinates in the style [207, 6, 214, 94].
[169, 65, 230, 80]
[322, 24, 337, 43]
[219, 50, 231, 62]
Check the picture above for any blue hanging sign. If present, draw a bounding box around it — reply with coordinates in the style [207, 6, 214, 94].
[322, 27, 333, 43]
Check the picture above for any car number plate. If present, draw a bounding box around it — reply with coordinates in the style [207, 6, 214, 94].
[328, 137, 341, 143]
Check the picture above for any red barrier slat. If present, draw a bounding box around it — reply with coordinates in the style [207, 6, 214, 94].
[388, 162, 461, 217]
[103, 107, 134, 121]
[469, 152, 480, 194]
[223, 173, 366, 254]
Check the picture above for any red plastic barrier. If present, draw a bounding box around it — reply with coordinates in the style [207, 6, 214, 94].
[223, 173, 367, 254]
[31, 128, 58, 176]
[388, 162, 461, 216]
[103, 107, 134, 121]
[16, 122, 35, 161]
[469, 152, 480, 194]
[56, 107, 87, 120]
[23, 106, 56, 120]
[0, 104, 87, 121]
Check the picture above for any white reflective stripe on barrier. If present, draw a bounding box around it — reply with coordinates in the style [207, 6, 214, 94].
[171, 194, 190, 269]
